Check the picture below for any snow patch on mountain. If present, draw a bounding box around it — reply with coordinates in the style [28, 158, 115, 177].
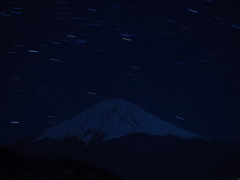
[35, 99, 200, 143]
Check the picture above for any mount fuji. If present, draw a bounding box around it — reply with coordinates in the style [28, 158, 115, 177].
[6, 99, 240, 180]
[35, 99, 199, 143]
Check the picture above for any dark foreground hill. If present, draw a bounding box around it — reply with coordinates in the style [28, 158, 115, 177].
[0, 146, 121, 180]
[6, 134, 240, 180]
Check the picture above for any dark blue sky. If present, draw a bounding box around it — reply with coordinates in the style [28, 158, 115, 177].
[1, 0, 240, 144]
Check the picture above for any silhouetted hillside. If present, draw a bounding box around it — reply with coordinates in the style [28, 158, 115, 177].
[0, 146, 121, 180]
[6, 134, 240, 180]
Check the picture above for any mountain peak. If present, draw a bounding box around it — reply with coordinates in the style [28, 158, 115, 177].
[36, 99, 200, 143]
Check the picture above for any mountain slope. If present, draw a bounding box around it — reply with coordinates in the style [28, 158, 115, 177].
[8, 134, 240, 180]
[36, 99, 200, 143]
[0, 146, 121, 180]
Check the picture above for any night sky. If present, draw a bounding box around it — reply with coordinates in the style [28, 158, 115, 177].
[1, 0, 240, 144]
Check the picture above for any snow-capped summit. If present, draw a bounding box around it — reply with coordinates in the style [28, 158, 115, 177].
[36, 99, 199, 143]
